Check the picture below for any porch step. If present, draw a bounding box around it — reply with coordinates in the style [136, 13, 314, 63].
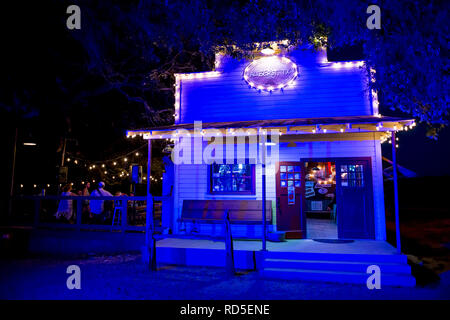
[261, 267, 416, 287]
[263, 258, 412, 274]
[259, 251, 416, 287]
[262, 251, 408, 264]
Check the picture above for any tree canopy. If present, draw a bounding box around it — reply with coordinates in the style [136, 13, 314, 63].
[1, 0, 448, 174]
[68, 0, 448, 132]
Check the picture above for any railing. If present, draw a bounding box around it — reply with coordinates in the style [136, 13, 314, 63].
[224, 210, 235, 276]
[10, 195, 170, 233]
[10, 194, 233, 274]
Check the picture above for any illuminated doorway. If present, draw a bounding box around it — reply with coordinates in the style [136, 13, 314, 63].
[304, 161, 337, 239]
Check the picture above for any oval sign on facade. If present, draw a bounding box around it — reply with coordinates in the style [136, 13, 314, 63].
[243, 56, 298, 91]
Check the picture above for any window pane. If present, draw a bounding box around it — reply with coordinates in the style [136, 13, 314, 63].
[288, 166, 294, 172]
[280, 166, 286, 172]
[294, 166, 301, 172]
[340, 165, 347, 172]
[294, 180, 301, 187]
[211, 164, 253, 193]
[288, 180, 294, 186]
[280, 172, 287, 180]
[212, 177, 233, 192]
[288, 173, 294, 180]
[294, 173, 300, 180]
[281, 180, 287, 187]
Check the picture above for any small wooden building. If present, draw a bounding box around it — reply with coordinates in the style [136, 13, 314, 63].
[129, 44, 413, 242]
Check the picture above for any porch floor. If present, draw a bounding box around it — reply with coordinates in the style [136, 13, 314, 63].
[306, 218, 337, 239]
[156, 238, 398, 255]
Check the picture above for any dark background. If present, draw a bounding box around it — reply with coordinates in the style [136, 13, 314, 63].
[1, 1, 449, 214]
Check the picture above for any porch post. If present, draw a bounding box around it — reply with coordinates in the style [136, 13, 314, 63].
[145, 138, 156, 270]
[261, 131, 267, 251]
[391, 131, 401, 254]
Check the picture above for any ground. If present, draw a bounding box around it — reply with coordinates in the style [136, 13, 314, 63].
[1, 253, 449, 300]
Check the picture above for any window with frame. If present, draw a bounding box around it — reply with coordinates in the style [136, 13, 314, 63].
[340, 164, 364, 187]
[210, 163, 255, 194]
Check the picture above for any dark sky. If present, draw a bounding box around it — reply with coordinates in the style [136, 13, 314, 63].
[382, 123, 450, 177]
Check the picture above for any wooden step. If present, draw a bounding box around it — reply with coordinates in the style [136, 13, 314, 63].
[262, 251, 408, 264]
[261, 267, 416, 287]
[263, 258, 412, 274]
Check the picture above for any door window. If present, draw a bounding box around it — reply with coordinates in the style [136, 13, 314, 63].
[280, 164, 301, 188]
[340, 165, 364, 188]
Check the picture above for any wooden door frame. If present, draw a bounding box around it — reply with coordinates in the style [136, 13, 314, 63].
[275, 161, 305, 232]
[299, 157, 374, 239]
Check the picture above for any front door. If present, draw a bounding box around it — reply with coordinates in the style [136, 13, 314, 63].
[336, 158, 375, 239]
[275, 162, 305, 234]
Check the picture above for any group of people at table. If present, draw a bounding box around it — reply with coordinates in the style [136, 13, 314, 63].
[55, 181, 135, 224]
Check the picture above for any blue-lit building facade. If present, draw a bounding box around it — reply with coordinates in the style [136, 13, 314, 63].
[129, 44, 414, 242]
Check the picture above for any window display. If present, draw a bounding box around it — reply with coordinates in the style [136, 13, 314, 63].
[210, 164, 254, 194]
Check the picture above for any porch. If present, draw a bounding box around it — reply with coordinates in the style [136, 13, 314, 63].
[155, 237, 416, 286]
[157, 237, 399, 255]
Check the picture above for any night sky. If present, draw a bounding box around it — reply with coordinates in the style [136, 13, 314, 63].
[382, 123, 450, 177]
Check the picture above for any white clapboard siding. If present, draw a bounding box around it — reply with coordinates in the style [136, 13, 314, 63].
[177, 49, 372, 124]
[171, 135, 385, 240]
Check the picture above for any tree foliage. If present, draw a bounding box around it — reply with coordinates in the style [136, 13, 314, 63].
[2, 0, 448, 145]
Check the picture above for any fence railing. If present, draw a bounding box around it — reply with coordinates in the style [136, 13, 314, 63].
[11, 195, 171, 233]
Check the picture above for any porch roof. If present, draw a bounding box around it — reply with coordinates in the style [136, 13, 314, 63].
[126, 115, 415, 139]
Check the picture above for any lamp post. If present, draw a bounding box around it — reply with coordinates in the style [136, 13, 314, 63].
[8, 127, 18, 218]
[145, 138, 156, 270]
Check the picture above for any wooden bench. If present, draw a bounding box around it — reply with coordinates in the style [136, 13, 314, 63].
[179, 199, 272, 232]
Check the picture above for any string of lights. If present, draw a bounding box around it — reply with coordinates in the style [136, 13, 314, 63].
[19, 143, 163, 190]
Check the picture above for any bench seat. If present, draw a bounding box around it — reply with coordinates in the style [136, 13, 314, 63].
[180, 200, 272, 225]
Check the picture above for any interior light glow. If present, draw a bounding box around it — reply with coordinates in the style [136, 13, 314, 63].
[261, 48, 275, 55]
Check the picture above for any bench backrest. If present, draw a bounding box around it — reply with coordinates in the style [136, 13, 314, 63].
[181, 200, 272, 222]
